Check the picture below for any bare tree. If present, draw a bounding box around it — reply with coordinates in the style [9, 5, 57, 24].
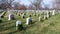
[28, 0, 42, 16]
[0, 0, 14, 9]
[29, 0, 42, 10]
[6, 0, 14, 9]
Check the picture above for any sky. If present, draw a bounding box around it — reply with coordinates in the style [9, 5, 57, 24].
[41, 0, 55, 9]
[13, 0, 55, 8]
[13, 0, 32, 6]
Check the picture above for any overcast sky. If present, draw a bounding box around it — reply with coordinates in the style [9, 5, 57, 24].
[41, 0, 55, 9]
[13, 0, 55, 9]
[13, 0, 32, 6]
[14, 0, 54, 5]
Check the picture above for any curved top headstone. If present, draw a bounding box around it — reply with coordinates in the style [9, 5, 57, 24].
[16, 20, 22, 25]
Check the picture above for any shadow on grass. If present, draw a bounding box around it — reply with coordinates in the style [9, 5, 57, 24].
[50, 22, 56, 26]
[6, 30, 17, 34]
[0, 20, 16, 26]
[0, 19, 2, 23]
[0, 20, 38, 34]
[0, 22, 13, 27]
[1, 25, 15, 31]
[22, 21, 37, 31]
[0, 26, 4, 31]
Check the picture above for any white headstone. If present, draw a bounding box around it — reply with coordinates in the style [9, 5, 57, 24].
[44, 15, 46, 20]
[16, 20, 22, 30]
[46, 11, 49, 18]
[39, 16, 41, 21]
[8, 14, 14, 20]
[26, 17, 32, 25]
[52, 10, 55, 15]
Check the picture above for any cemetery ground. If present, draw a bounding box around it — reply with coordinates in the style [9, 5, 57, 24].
[0, 12, 60, 34]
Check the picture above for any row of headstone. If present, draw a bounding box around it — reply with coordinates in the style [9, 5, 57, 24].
[8, 12, 28, 21]
[8, 13, 32, 31]
[39, 9, 59, 22]
[8, 10, 58, 21]
[16, 16, 32, 31]
[7, 10, 59, 31]
[52, 9, 58, 16]
[39, 11, 53, 22]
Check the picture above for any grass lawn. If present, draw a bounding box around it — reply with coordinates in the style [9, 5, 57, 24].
[0, 12, 60, 34]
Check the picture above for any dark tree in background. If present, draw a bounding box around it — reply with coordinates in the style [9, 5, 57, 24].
[12, 2, 27, 10]
[0, 0, 14, 10]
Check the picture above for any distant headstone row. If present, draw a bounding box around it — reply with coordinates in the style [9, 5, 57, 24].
[39, 10, 59, 22]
